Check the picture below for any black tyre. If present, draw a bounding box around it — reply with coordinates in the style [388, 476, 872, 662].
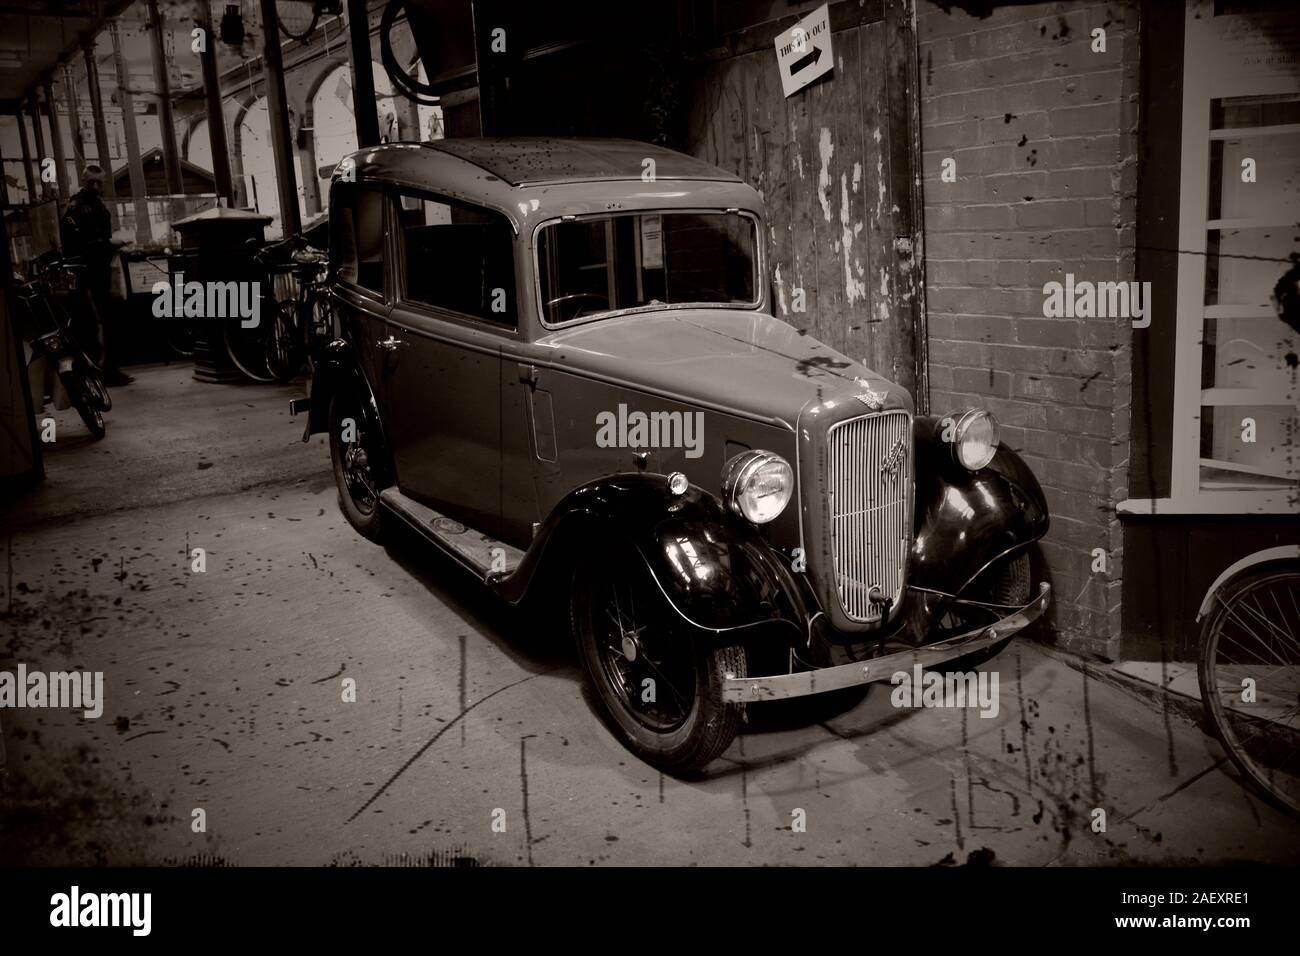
[328, 392, 386, 542]
[61, 371, 105, 439]
[81, 362, 111, 411]
[940, 552, 1030, 672]
[1198, 564, 1300, 817]
[570, 538, 744, 773]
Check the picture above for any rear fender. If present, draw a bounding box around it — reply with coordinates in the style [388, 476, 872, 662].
[305, 339, 392, 481]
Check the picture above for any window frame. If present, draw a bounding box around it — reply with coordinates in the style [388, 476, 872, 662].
[329, 180, 390, 305]
[530, 207, 765, 331]
[387, 184, 521, 334]
[1122, 0, 1299, 516]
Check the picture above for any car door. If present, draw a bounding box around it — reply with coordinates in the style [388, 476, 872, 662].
[329, 181, 390, 404]
[382, 188, 516, 540]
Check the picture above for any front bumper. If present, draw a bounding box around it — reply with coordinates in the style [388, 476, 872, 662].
[720, 581, 1051, 702]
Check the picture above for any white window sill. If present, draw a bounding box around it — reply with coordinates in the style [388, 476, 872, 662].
[1118, 493, 1299, 516]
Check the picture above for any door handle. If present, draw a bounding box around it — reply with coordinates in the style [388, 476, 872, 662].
[377, 335, 403, 352]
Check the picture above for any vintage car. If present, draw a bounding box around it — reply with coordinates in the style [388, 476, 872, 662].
[297, 138, 1051, 773]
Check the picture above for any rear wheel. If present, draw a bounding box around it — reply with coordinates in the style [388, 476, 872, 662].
[328, 391, 387, 542]
[570, 538, 744, 773]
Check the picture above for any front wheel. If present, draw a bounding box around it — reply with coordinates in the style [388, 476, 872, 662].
[1197, 564, 1300, 817]
[61, 370, 105, 439]
[570, 539, 744, 773]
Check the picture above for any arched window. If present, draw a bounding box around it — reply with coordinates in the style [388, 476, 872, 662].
[239, 97, 308, 237]
[186, 118, 211, 174]
[311, 62, 401, 213]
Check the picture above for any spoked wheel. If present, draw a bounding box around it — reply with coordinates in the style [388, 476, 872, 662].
[1198, 564, 1300, 817]
[223, 316, 276, 383]
[265, 301, 304, 383]
[570, 539, 745, 773]
[328, 392, 387, 542]
[304, 293, 333, 377]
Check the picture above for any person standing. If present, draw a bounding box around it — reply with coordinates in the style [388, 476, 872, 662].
[59, 164, 132, 386]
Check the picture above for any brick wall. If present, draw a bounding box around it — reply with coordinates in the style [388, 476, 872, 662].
[916, 1, 1140, 658]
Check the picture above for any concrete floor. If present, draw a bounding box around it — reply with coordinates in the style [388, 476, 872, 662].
[2, 363, 1297, 866]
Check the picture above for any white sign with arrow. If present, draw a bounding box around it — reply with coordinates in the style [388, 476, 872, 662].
[775, 3, 833, 98]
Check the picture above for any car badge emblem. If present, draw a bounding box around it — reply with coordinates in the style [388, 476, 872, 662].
[881, 437, 907, 482]
[855, 387, 888, 409]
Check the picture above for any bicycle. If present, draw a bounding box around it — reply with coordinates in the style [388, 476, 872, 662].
[1196, 545, 1300, 816]
[16, 254, 111, 439]
[263, 236, 333, 383]
[216, 235, 307, 384]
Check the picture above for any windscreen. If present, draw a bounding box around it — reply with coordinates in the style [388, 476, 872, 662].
[537, 211, 758, 324]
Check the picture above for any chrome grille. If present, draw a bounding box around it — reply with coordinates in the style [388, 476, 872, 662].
[826, 410, 912, 623]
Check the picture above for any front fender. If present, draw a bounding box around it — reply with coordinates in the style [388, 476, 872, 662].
[498, 473, 808, 637]
[910, 416, 1050, 598]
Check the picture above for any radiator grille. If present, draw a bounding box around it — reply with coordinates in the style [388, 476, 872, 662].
[826, 410, 912, 623]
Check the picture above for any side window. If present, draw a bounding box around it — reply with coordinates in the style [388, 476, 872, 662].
[331, 183, 386, 295]
[395, 191, 515, 326]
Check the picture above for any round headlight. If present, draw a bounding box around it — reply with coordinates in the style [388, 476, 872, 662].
[722, 450, 794, 524]
[950, 409, 1000, 471]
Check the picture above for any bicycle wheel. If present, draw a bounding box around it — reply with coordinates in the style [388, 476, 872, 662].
[223, 316, 276, 383]
[1198, 564, 1300, 816]
[265, 300, 304, 383]
[167, 321, 196, 359]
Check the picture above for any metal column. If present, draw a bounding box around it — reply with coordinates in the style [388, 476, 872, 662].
[259, 0, 301, 235]
[145, 0, 184, 196]
[26, 97, 49, 201]
[42, 78, 69, 203]
[83, 43, 116, 199]
[197, 0, 234, 205]
[109, 21, 152, 244]
[15, 111, 36, 203]
[345, 0, 380, 147]
[62, 63, 87, 186]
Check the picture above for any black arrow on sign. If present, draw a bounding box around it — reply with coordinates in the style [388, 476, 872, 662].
[789, 46, 823, 76]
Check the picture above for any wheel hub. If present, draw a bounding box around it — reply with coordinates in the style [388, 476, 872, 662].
[620, 634, 638, 661]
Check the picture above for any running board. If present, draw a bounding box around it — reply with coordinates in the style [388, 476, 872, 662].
[378, 488, 524, 584]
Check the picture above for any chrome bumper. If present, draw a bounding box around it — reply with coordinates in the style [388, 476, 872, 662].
[721, 582, 1051, 703]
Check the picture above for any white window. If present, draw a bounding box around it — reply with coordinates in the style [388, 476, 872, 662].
[1126, 0, 1300, 515]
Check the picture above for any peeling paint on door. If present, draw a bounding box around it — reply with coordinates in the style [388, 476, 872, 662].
[818, 127, 833, 221]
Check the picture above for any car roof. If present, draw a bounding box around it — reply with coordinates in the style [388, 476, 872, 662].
[340, 138, 763, 232]
[421, 138, 743, 187]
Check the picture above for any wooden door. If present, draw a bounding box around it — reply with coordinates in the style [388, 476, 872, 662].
[685, 0, 926, 408]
